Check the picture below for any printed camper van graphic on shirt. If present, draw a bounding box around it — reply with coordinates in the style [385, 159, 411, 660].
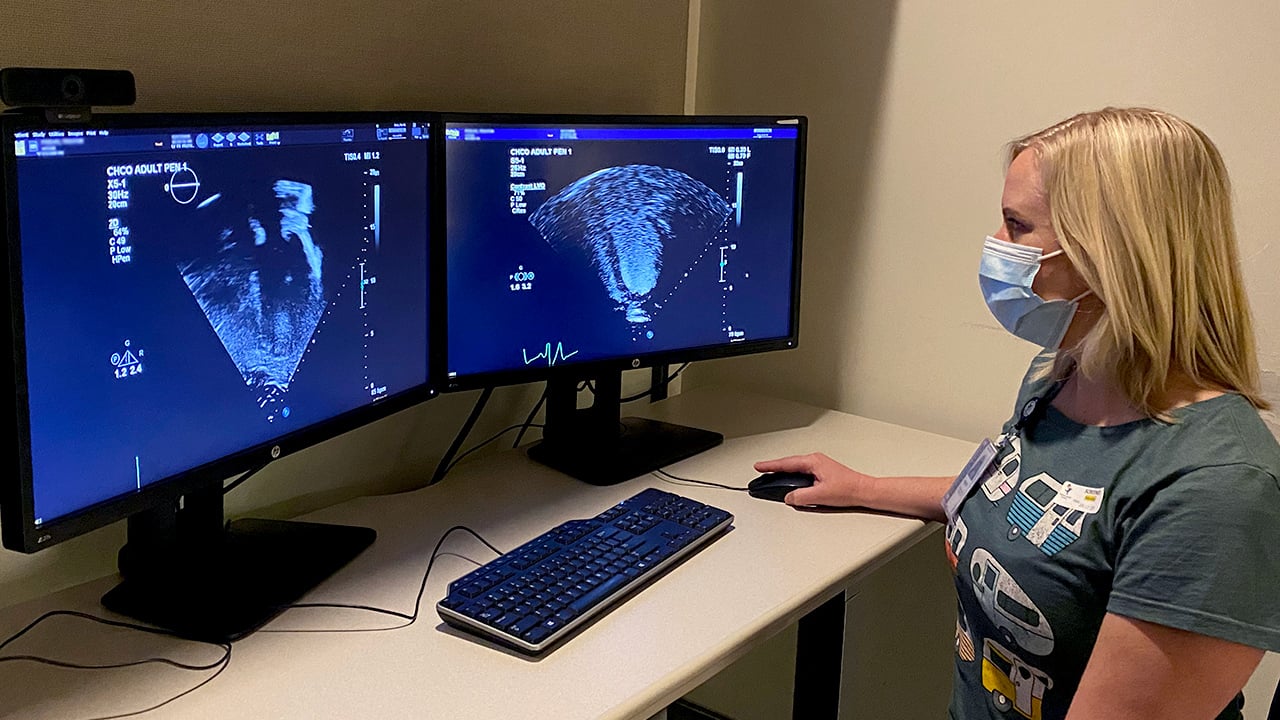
[982, 434, 1022, 502]
[969, 548, 1055, 655]
[1005, 473, 1104, 556]
[981, 637, 1053, 720]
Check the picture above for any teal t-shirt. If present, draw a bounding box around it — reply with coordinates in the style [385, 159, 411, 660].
[947, 359, 1280, 720]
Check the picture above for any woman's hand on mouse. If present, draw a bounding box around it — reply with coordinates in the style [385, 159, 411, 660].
[753, 453, 874, 507]
[757, 454, 955, 521]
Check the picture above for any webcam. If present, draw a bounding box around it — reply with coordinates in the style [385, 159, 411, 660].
[0, 67, 136, 109]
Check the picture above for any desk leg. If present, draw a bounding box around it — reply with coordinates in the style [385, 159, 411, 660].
[793, 592, 845, 719]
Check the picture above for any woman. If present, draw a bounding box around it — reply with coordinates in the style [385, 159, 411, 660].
[757, 108, 1280, 720]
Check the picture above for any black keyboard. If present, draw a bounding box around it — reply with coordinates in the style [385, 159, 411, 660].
[437, 488, 733, 654]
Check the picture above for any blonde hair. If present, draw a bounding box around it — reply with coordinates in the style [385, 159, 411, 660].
[1009, 107, 1269, 415]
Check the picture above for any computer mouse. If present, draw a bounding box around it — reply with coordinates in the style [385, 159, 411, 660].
[747, 471, 816, 503]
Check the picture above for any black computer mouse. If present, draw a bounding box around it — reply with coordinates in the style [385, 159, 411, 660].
[747, 471, 816, 502]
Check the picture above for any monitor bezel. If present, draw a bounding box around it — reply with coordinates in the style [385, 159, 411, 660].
[1, 110, 438, 553]
[434, 112, 806, 392]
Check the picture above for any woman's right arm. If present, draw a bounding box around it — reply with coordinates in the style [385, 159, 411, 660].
[753, 453, 953, 524]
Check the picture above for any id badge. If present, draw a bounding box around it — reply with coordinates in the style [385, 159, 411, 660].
[942, 439, 997, 524]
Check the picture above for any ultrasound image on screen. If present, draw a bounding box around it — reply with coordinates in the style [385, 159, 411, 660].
[15, 124, 430, 523]
[446, 126, 799, 378]
[178, 179, 330, 413]
[529, 165, 731, 326]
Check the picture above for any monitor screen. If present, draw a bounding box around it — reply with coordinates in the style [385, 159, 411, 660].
[442, 116, 804, 389]
[2, 113, 433, 548]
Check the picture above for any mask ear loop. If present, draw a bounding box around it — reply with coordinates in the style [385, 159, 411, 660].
[1040, 246, 1094, 305]
[1048, 289, 1099, 352]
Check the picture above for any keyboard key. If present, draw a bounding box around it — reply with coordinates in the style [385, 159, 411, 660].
[511, 615, 542, 636]
[524, 623, 555, 645]
[459, 602, 487, 618]
[569, 574, 629, 614]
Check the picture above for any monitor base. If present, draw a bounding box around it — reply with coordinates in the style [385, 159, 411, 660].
[529, 416, 723, 486]
[103, 517, 375, 643]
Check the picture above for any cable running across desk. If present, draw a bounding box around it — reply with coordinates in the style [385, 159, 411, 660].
[0, 609, 232, 720]
[274, 526, 505, 632]
[653, 468, 749, 492]
[0, 527, 504, 718]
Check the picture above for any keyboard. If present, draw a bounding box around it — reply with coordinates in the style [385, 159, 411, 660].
[437, 488, 733, 654]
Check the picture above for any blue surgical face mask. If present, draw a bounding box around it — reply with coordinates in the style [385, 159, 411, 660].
[979, 236, 1092, 348]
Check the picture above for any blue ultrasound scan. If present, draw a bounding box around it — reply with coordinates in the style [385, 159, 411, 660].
[14, 124, 430, 522]
[178, 179, 331, 413]
[446, 125, 799, 378]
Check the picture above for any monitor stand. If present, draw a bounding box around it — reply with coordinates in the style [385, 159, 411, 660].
[527, 371, 723, 486]
[101, 484, 374, 643]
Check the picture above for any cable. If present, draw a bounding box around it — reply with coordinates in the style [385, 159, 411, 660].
[84, 652, 231, 720]
[653, 469, 748, 493]
[444, 423, 542, 477]
[0, 609, 233, 720]
[622, 363, 690, 403]
[270, 526, 503, 633]
[512, 386, 549, 448]
[429, 386, 493, 485]
[0, 530, 504, 713]
[0, 610, 228, 658]
[575, 365, 687, 402]
[0, 652, 223, 672]
[221, 463, 267, 495]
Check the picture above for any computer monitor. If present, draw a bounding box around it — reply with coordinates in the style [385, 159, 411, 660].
[441, 114, 805, 484]
[0, 111, 434, 640]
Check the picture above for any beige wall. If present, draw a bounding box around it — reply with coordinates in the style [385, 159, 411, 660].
[688, 1, 1280, 713]
[0, 0, 689, 609]
[689, 0, 1280, 444]
[4, 2, 687, 115]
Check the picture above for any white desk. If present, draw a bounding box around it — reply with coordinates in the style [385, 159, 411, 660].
[0, 387, 974, 720]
